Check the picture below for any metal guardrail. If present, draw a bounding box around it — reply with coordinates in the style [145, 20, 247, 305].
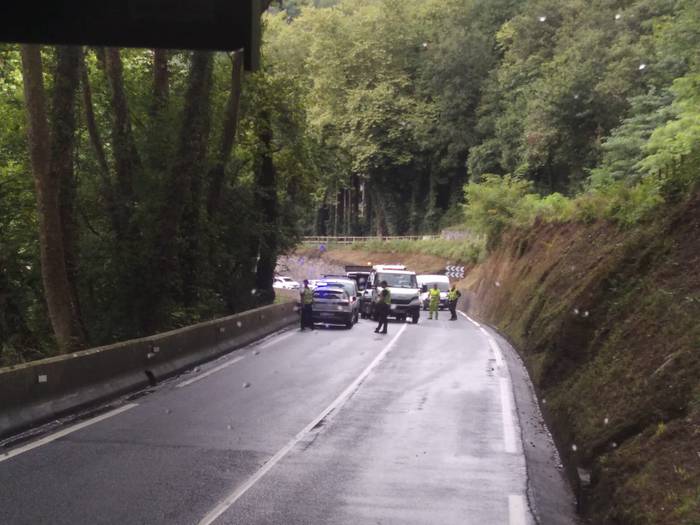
[302, 235, 439, 245]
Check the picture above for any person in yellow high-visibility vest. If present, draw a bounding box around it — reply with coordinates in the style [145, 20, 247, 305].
[428, 283, 441, 320]
[300, 280, 315, 331]
[448, 284, 461, 320]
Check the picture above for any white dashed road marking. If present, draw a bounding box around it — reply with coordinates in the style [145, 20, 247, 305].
[198, 323, 409, 525]
[0, 404, 138, 463]
[176, 356, 246, 388]
[260, 331, 296, 349]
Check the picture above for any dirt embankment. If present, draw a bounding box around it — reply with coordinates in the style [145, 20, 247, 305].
[463, 195, 700, 524]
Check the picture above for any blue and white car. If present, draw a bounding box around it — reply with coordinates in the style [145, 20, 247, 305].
[311, 285, 356, 328]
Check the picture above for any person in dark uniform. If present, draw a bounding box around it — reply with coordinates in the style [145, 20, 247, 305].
[374, 280, 391, 334]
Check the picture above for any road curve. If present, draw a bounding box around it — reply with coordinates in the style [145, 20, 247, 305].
[0, 312, 575, 525]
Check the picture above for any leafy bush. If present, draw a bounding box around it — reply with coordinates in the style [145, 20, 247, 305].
[462, 174, 577, 248]
[462, 171, 670, 246]
[463, 174, 534, 247]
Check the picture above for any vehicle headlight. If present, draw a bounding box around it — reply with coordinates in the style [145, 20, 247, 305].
[409, 296, 420, 304]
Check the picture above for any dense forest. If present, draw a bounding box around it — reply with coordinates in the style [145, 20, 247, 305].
[267, 0, 698, 238]
[1, 0, 698, 364]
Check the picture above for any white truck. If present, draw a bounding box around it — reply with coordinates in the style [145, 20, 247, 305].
[362, 264, 421, 324]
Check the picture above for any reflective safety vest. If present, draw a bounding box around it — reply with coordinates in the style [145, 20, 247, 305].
[301, 287, 313, 305]
[448, 289, 459, 302]
[429, 288, 441, 303]
[378, 288, 391, 305]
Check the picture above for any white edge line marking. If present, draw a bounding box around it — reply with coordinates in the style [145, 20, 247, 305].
[176, 356, 246, 388]
[480, 327, 505, 368]
[508, 494, 528, 525]
[260, 331, 295, 349]
[500, 377, 518, 454]
[0, 403, 138, 463]
[198, 323, 409, 525]
[462, 312, 481, 327]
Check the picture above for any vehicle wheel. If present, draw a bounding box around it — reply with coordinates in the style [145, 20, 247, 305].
[412, 314, 419, 324]
[346, 319, 353, 329]
[354, 312, 359, 324]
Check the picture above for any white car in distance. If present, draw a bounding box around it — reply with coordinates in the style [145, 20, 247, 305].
[273, 276, 300, 290]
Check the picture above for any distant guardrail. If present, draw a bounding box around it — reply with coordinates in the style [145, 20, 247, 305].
[302, 235, 439, 245]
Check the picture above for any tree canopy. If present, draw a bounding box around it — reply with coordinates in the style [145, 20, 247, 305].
[1, 0, 698, 363]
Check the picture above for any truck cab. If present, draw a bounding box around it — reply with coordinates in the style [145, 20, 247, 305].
[344, 265, 372, 319]
[364, 265, 421, 324]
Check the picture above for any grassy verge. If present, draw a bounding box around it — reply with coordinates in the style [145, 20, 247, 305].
[347, 237, 485, 265]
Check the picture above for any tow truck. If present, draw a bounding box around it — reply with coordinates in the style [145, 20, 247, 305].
[363, 264, 421, 324]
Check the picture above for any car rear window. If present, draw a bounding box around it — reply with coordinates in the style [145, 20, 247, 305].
[313, 288, 346, 300]
[320, 280, 355, 296]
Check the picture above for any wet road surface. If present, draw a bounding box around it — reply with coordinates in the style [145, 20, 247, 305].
[0, 312, 576, 524]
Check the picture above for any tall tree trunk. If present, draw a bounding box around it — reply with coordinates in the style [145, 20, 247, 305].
[105, 48, 139, 237]
[180, 52, 214, 306]
[365, 180, 373, 236]
[154, 51, 213, 310]
[376, 204, 386, 238]
[21, 44, 85, 351]
[254, 110, 278, 305]
[152, 49, 169, 114]
[337, 188, 345, 236]
[409, 173, 421, 234]
[146, 49, 171, 176]
[351, 174, 360, 235]
[345, 187, 351, 235]
[80, 52, 120, 236]
[52, 46, 86, 343]
[207, 49, 244, 218]
[424, 169, 438, 232]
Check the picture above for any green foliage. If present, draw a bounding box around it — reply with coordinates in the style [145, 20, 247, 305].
[584, 176, 665, 226]
[463, 174, 538, 247]
[639, 74, 700, 187]
[0, 46, 54, 365]
[3, 0, 700, 364]
[470, 0, 679, 190]
[589, 90, 676, 185]
[0, 40, 320, 364]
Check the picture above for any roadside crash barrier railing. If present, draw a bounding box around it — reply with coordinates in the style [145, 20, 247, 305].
[301, 235, 439, 245]
[0, 302, 299, 441]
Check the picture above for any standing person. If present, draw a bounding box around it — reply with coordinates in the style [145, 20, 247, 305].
[428, 283, 441, 320]
[448, 284, 462, 321]
[300, 279, 314, 331]
[374, 280, 390, 334]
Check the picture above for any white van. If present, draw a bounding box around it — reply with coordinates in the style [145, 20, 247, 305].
[364, 265, 421, 324]
[417, 274, 450, 310]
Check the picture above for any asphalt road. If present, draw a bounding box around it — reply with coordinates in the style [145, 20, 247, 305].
[0, 312, 577, 525]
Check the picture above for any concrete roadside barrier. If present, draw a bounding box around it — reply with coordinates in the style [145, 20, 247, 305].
[0, 302, 298, 441]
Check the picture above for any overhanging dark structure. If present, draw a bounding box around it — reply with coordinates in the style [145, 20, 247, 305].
[0, 0, 265, 70]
